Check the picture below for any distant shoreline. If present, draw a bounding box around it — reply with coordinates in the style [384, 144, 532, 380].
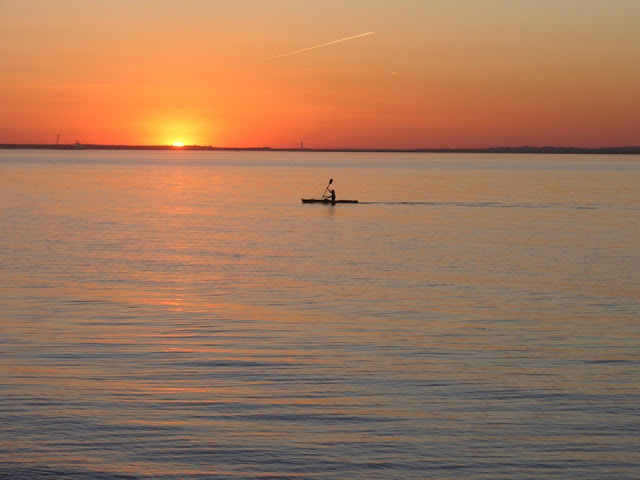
[1, 144, 639, 154]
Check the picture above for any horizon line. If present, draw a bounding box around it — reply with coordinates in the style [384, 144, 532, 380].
[1, 143, 639, 154]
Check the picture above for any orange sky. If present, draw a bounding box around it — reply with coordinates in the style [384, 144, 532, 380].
[1, 0, 639, 148]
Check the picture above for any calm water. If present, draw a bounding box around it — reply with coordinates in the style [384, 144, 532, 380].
[1, 150, 639, 479]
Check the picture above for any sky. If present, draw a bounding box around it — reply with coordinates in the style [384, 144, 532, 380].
[1, 0, 639, 148]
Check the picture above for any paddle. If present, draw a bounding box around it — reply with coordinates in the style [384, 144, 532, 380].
[321, 178, 333, 199]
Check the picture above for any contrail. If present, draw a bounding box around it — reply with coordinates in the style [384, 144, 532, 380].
[267, 31, 374, 60]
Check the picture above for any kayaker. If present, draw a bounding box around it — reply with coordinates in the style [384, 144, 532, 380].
[329, 189, 336, 204]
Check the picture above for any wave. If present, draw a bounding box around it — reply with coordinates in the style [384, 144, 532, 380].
[359, 201, 632, 210]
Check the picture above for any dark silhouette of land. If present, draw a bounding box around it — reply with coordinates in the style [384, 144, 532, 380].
[1, 144, 639, 154]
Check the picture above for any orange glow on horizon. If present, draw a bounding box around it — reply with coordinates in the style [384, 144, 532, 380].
[1, 2, 639, 148]
[140, 111, 217, 147]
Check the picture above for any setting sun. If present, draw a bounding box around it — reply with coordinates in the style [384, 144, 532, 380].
[171, 142, 185, 147]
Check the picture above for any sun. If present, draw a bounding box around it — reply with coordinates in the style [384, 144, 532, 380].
[171, 141, 185, 147]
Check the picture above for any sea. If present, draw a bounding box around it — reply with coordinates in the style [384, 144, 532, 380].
[1, 149, 638, 479]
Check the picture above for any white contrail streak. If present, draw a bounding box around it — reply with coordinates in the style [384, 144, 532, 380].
[267, 32, 374, 60]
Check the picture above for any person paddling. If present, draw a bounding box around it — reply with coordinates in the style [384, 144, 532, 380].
[322, 188, 336, 204]
[301, 179, 358, 203]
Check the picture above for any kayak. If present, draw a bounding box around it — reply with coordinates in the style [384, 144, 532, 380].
[301, 198, 359, 204]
